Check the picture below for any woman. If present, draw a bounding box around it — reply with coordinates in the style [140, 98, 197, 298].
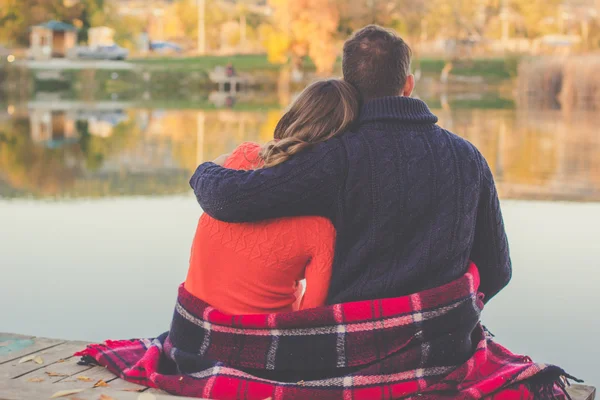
[184, 79, 360, 314]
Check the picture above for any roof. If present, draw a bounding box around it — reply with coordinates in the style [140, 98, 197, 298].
[34, 20, 77, 32]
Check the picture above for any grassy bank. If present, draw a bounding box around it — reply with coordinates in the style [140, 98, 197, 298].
[3, 54, 519, 103]
[132, 53, 519, 80]
[131, 54, 280, 72]
[417, 57, 519, 80]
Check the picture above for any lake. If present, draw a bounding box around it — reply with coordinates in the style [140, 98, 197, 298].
[0, 90, 599, 386]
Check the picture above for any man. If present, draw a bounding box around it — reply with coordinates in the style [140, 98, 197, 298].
[190, 25, 511, 304]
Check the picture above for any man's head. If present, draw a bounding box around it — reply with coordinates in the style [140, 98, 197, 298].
[343, 25, 414, 102]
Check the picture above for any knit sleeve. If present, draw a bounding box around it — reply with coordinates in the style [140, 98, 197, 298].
[190, 140, 347, 222]
[223, 142, 263, 170]
[300, 218, 335, 310]
[470, 152, 512, 303]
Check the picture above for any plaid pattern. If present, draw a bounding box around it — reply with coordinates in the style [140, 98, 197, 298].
[76, 263, 574, 399]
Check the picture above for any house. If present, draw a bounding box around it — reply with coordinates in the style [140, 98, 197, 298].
[29, 109, 78, 148]
[88, 27, 115, 48]
[29, 21, 77, 60]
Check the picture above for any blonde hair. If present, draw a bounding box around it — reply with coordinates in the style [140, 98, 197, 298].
[259, 79, 360, 168]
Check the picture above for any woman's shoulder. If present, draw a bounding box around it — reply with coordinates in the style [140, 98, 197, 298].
[224, 142, 263, 170]
[286, 216, 336, 242]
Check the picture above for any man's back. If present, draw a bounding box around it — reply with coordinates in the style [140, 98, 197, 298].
[328, 96, 510, 302]
[190, 97, 511, 304]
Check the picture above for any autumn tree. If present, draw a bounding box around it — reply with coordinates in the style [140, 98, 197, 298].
[0, 0, 143, 49]
[261, 0, 340, 74]
[0, 0, 83, 46]
[508, 0, 563, 38]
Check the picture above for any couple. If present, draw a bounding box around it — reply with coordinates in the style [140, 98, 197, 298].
[78, 26, 575, 399]
[187, 25, 511, 313]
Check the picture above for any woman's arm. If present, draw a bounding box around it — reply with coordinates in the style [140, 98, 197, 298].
[300, 220, 335, 310]
[190, 139, 347, 223]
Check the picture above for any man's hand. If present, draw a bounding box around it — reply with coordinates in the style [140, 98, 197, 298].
[213, 153, 230, 166]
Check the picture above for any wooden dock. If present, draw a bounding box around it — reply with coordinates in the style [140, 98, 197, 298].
[0, 333, 201, 400]
[0, 333, 596, 400]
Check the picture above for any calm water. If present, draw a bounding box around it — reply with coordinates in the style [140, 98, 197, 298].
[1, 93, 599, 386]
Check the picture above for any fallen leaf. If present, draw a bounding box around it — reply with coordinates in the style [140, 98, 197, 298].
[93, 379, 109, 388]
[121, 388, 144, 392]
[76, 376, 93, 382]
[46, 371, 69, 377]
[33, 356, 44, 364]
[56, 359, 66, 363]
[98, 395, 115, 400]
[50, 389, 84, 398]
[19, 355, 36, 364]
[28, 377, 45, 383]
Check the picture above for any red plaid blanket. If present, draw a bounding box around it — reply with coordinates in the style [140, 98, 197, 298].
[76, 263, 576, 399]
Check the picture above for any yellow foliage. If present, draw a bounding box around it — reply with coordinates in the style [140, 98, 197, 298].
[163, 6, 185, 39]
[265, 0, 340, 74]
[259, 110, 285, 143]
[260, 24, 291, 64]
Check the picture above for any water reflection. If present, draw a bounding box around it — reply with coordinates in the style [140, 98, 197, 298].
[1, 95, 600, 201]
[1, 92, 599, 386]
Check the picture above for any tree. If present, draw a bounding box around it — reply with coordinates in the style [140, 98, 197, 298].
[0, 0, 81, 46]
[74, 0, 107, 43]
[337, 0, 414, 35]
[509, 0, 562, 38]
[261, 0, 340, 74]
[165, 0, 228, 51]
[0, 0, 134, 47]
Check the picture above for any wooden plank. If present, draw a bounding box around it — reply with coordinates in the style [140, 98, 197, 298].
[0, 333, 33, 342]
[54, 387, 202, 400]
[146, 389, 170, 395]
[0, 335, 65, 365]
[0, 342, 88, 379]
[15, 356, 95, 384]
[0, 367, 125, 400]
[54, 365, 121, 385]
[56, 365, 149, 392]
[567, 384, 596, 400]
[103, 376, 148, 392]
[0, 380, 204, 400]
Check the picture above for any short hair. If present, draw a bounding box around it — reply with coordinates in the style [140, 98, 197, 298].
[342, 25, 412, 101]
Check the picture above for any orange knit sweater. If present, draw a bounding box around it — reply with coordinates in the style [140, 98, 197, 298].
[184, 142, 335, 315]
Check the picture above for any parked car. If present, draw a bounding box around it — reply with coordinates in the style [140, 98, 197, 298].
[69, 44, 129, 60]
[149, 41, 183, 54]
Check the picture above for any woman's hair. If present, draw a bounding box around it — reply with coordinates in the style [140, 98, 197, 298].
[259, 79, 360, 168]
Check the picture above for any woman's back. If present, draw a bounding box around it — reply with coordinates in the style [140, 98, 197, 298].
[184, 143, 335, 315]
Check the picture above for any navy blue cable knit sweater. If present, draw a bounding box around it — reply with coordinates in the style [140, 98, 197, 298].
[190, 96, 512, 304]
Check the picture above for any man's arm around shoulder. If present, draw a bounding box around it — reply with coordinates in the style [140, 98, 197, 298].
[190, 139, 347, 222]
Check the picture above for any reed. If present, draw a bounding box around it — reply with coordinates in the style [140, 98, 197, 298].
[517, 55, 600, 110]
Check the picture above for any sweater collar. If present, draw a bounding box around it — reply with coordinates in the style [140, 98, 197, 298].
[358, 96, 438, 125]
